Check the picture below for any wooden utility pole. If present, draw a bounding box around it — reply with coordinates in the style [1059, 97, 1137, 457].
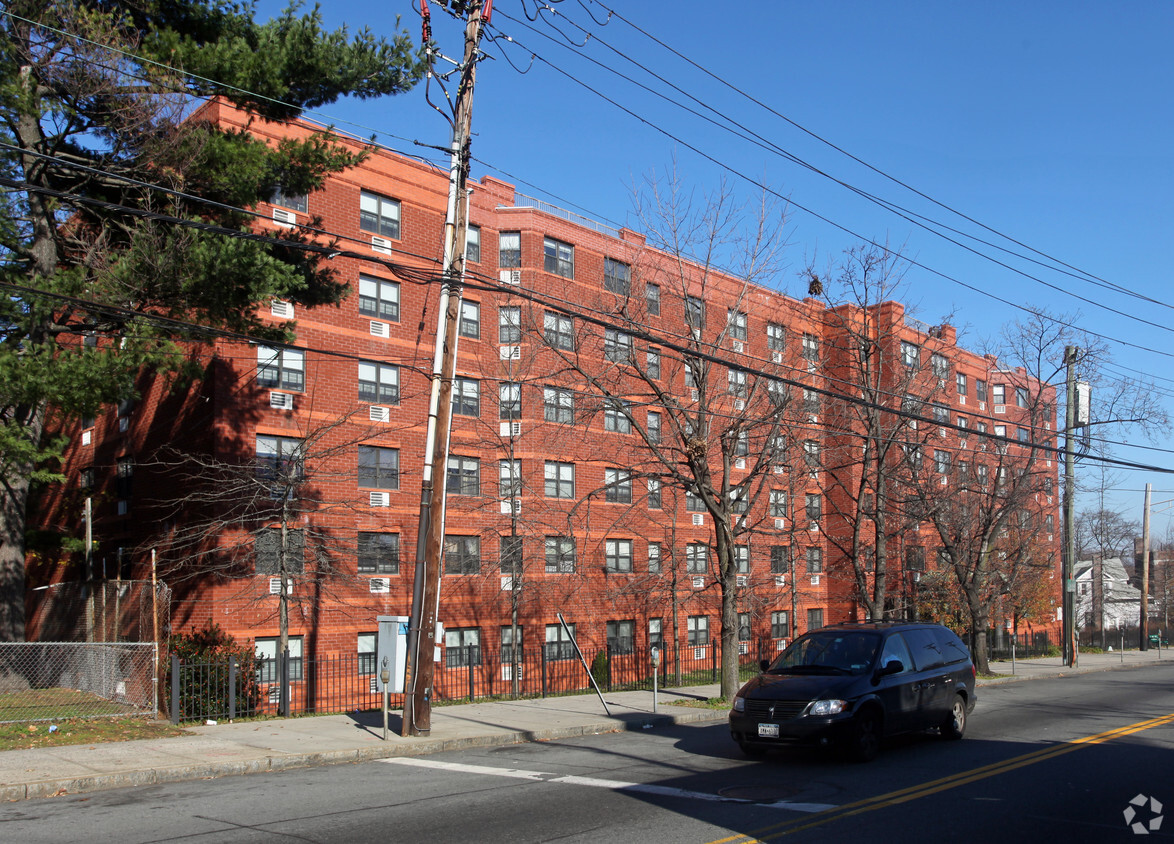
[402, 1, 488, 737]
[1061, 345, 1078, 667]
[1141, 483, 1152, 650]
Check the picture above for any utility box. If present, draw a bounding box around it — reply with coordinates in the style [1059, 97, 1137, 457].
[376, 615, 410, 693]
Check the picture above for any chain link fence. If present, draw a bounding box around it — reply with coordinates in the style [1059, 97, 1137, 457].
[0, 642, 158, 723]
[26, 580, 171, 644]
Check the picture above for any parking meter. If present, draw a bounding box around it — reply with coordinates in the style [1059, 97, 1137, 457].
[650, 646, 660, 712]
[381, 656, 391, 740]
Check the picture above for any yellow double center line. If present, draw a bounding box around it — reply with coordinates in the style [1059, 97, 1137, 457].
[711, 711, 1174, 843]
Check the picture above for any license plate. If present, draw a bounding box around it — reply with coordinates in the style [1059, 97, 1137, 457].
[757, 723, 780, 738]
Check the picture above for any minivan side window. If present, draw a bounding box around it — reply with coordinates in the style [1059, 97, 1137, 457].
[879, 632, 914, 674]
[902, 628, 945, 671]
[934, 628, 970, 664]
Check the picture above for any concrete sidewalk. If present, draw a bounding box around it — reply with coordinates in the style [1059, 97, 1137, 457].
[1, 648, 1168, 802]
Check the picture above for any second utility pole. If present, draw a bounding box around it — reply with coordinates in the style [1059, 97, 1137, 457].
[402, 1, 488, 737]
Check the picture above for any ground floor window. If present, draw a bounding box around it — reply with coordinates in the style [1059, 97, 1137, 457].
[255, 636, 303, 683]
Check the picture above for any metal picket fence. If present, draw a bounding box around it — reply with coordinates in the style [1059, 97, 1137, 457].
[0, 642, 158, 723]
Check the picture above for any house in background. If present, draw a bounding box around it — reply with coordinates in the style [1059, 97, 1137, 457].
[1075, 556, 1144, 646]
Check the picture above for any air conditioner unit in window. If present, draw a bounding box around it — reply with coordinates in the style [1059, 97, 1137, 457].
[272, 208, 296, 227]
[773, 465, 786, 474]
[500, 345, 520, 360]
[735, 457, 746, 470]
[808, 522, 819, 532]
[771, 351, 783, 364]
[369, 677, 380, 694]
[81, 431, 92, 446]
[693, 646, 706, 660]
[270, 299, 294, 319]
[499, 269, 521, 285]
[369, 491, 390, 507]
[732, 340, 744, 353]
[692, 576, 705, 589]
[736, 575, 748, 587]
[959, 396, 967, 405]
[940, 476, 948, 485]
[994, 405, 1006, 414]
[692, 513, 704, 526]
[738, 641, 748, 654]
[371, 236, 392, 254]
[370, 321, 390, 338]
[500, 499, 521, 515]
[370, 405, 390, 423]
[775, 518, 786, 530]
[269, 391, 293, 410]
[499, 421, 521, 437]
[734, 399, 745, 411]
[774, 575, 786, 587]
[269, 578, 293, 595]
[501, 664, 523, 681]
[810, 575, 821, 586]
[500, 576, 516, 591]
[368, 578, 390, 594]
[978, 401, 986, 411]
[690, 389, 699, 401]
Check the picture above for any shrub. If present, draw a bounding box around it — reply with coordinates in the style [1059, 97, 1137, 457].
[167, 623, 261, 720]
[590, 650, 609, 690]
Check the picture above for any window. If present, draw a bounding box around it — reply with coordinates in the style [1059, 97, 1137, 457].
[255, 527, 305, 574]
[735, 546, 749, 574]
[604, 328, 633, 362]
[770, 545, 790, 574]
[257, 345, 305, 391]
[957, 372, 968, 397]
[645, 283, 660, 315]
[544, 236, 574, 278]
[605, 468, 632, 504]
[604, 258, 630, 295]
[79, 467, 94, 490]
[605, 539, 633, 572]
[545, 623, 575, 660]
[358, 532, 399, 574]
[465, 225, 480, 263]
[606, 619, 635, 654]
[500, 625, 523, 662]
[728, 309, 747, 341]
[768, 380, 789, 407]
[359, 275, 400, 322]
[1018, 426, 1031, 444]
[992, 384, 1006, 405]
[358, 361, 399, 404]
[445, 627, 481, 667]
[647, 478, 662, 509]
[256, 435, 303, 489]
[544, 311, 574, 350]
[499, 382, 521, 420]
[684, 358, 701, 389]
[901, 340, 920, 369]
[806, 547, 822, 574]
[499, 306, 521, 343]
[358, 445, 399, 490]
[687, 615, 709, 646]
[499, 231, 521, 268]
[806, 608, 824, 631]
[1016, 386, 1029, 408]
[734, 432, 749, 457]
[771, 611, 789, 640]
[452, 377, 479, 416]
[648, 542, 662, 573]
[686, 490, 705, 511]
[256, 636, 303, 683]
[803, 439, 820, 470]
[805, 493, 821, 521]
[933, 403, 949, 423]
[727, 368, 748, 397]
[500, 536, 523, 574]
[545, 536, 575, 573]
[545, 461, 574, 498]
[604, 398, 632, 433]
[730, 488, 749, 514]
[976, 379, 988, 402]
[115, 456, 134, 498]
[958, 460, 970, 481]
[459, 301, 480, 339]
[931, 353, 950, 380]
[543, 386, 574, 424]
[769, 490, 787, 517]
[685, 295, 705, 329]
[646, 348, 661, 379]
[767, 323, 785, 351]
[686, 543, 708, 574]
[357, 633, 376, 675]
[499, 459, 521, 498]
[446, 455, 480, 496]
[738, 612, 751, 642]
[444, 535, 481, 574]
[802, 333, 819, 361]
[803, 388, 820, 414]
[935, 450, 950, 474]
[649, 618, 663, 650]
[270, 186, 307, 213]
[647, 410, 662, 443]
[359, 190, 400, 239]
[976, 464, 989, 487]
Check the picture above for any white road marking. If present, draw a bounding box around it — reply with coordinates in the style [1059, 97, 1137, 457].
[380, 757, 835, 812]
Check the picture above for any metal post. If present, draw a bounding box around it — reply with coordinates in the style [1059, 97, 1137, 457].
[229, 656, 237, 721]
[170, 654, 180, 724]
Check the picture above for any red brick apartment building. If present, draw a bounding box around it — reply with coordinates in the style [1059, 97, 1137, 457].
[30, 101, 1061, 678]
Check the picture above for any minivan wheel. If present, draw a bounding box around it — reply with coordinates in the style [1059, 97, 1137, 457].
[941, 694, 967, 740]
[846, 710, 881, 763]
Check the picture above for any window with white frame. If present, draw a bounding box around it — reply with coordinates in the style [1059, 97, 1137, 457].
[445, 455, 480, 496]
[445, 627, 481, 667]
[686, 543, 707, 574]
[464, 225, 480, 263]
[770, 545, 790, 574]
[735, 545, 749, 574]
[901, 340, 920, 369]
[605, 539, 633, 572]
[685, 295, 705, 329]
[499, 624, 523, 662]
[357, 632, 376, 674]
[728, 368, 748, 397]
[358, 361, 399, 404]
[976, 379, 988, 402]
[728, 309, 747, 340]
[803, 439, 820, 470]
[499, 306, 521, 343]
[257, 345, 305, 391]
[444, 535, 481, 575]
[646, 347, 661, 379]
[499, 382, 521, 420]
[645, 283, 660, 315]
[256, 435, 303, 491]
[607, 619, 635, 654]
[767, 323, 785, 351]
[992, 384, 1006, 405]
[459, 301, 480, 339]
[805, 493, 821, 521]
[604, 398, 632, 433]
[647, 410, 661, 443]
[649, 618, 663, 650]
[806, 546, 823, 574]
[359, 190, 400, 239]
[452, 377, 479, 416]
[1016, 386, 1029, 407]
[543, 311, 574, 350]
[357, 532, 399, 574]
[738, 612, 751, 641]
[603, 258, 630, 295]
[931, 353, 950, 380]
[647, 478, 662, 509]
[543, 237, 574, 278]
[359, 275, 400, 321]
[604, 328, 633, 362]
[499, 231, 521, 268]
[771, 610, 789, 640]
[543, 386, 574, 424]
[934, 449, 951, 474]
[648, 542, 662, 573]
[957, 372, 968, 397]
[769, 490, 787, 517]
[545, 461, 575, 498]
[358, 445, 399, 489]
[270, 186, 307, 213]
[687, 615, 709, 646]
[545, 622, 575, 660]
[802, 333, 819, 361]
[499, 459, 521, 498]
[256, 636, 303, 683]
[605, 468, 632, 504]
[544, 536, 575, 573]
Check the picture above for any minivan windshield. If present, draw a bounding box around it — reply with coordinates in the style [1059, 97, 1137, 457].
[767, 632, 880, 675]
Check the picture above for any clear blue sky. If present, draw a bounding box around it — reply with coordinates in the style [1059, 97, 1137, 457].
[257, 1, 1174, 541]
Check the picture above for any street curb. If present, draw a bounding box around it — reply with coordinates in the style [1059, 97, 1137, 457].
[1, 708, 727, 802]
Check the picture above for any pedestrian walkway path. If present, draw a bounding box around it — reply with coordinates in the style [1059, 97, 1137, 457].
[0, 648, 1167, 802]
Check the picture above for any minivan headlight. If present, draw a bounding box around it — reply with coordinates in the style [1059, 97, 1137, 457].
[732, 697, 746, 713]
[808, 699, 847, 716]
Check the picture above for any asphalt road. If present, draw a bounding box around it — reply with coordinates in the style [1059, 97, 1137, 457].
[3, 665, 1172, 843]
